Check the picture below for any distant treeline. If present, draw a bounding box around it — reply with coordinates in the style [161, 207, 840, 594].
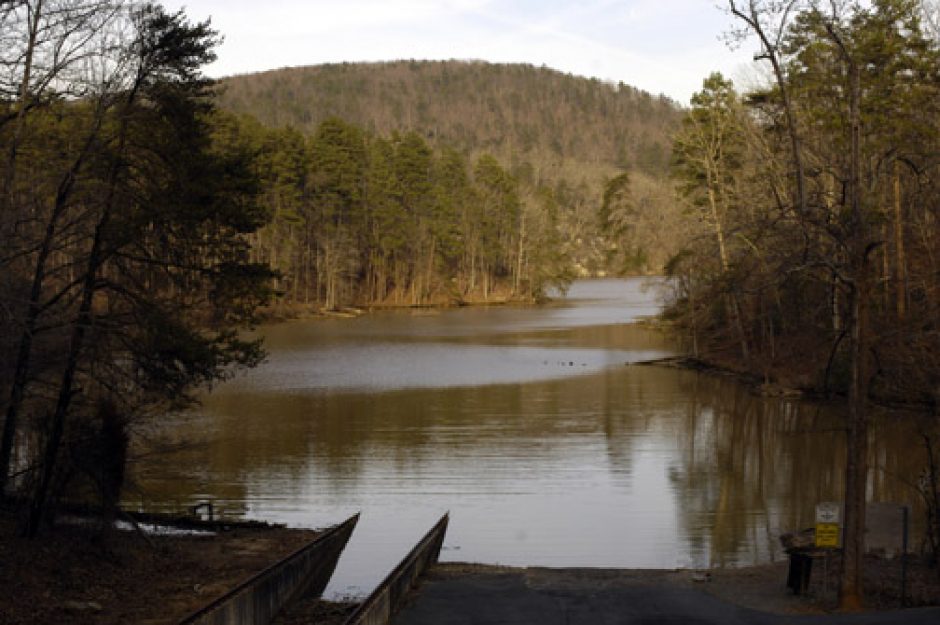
[218, 60, 679, 177]
[221, 114, 575, 309]
[216, 60, 686, 278]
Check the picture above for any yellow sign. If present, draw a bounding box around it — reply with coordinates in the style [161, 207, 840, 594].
[815, 523, 840, 548]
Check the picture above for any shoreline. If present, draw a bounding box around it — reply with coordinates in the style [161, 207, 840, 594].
[257, 274, 663, 322]
[259, 294, 546, 322]
[634, 355, 939, 415]
[633, 355, 812, 398]
[4, 502, 937, 623]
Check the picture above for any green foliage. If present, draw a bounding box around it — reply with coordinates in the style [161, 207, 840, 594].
[600, 172, 632, 234]
[215, 60, 686, 276]
[236, 112, 575, 307]
[668, 1, 940, 407]
[310, 118, 368, 227]
[671, 73, 745, 207]
[0, 2, 274, 526]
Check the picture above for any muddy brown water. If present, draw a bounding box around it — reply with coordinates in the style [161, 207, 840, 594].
[129, 278, 931, 599]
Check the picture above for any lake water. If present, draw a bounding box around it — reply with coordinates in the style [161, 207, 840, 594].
[131, 278, 929, 599]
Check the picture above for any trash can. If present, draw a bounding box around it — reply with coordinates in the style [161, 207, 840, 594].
[786, 551, 814, 595]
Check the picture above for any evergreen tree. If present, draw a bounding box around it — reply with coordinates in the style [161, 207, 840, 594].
[473, 154, 521, 300]
[309, 118, 367, 308]
[0, 3, 274, 533]
[667, 1, 940, 604]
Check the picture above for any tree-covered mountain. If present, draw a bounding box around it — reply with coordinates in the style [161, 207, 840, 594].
[216, 61, 687, 282]
[218, 60, 679, 177]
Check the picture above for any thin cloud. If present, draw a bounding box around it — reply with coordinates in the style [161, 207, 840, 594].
[165, 0, 751, 103]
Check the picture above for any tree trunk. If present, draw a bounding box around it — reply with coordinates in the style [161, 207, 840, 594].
[3, 0, 42, 202]
[689, 271, 699, 358]
[840, 273, 870, 611]
[728, 1, 807, 217]
[0, 114, 101, 496]
[25, 201, 111, 537]
[425, 238, 436, 303]
[839, 60, 869, 612]
[707, 181, 749, 361]
[515, 211, 526, 296]
[24, 66, 142, 534]
[0, 0, 44, 495]
[893, 167, 905, 321]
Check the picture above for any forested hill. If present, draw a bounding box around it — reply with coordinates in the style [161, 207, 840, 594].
[215, 61, 687, 290]
[217, 60, 680, 178]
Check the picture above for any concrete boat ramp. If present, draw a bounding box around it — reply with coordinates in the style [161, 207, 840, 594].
[176, 511, 939, 625]
[178, 512, 449, 625]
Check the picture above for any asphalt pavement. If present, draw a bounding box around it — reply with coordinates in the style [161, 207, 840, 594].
[392, 567, 940, 625]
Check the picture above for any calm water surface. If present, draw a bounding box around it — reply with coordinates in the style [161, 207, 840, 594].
[132, 278, 927, 598]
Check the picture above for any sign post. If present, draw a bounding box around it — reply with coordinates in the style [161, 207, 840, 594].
[814, 522, 840, 547]
[815, 502, 841, 546]
[815, 502, 841, 600]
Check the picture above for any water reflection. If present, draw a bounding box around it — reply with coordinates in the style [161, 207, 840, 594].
[666, 373, 930, 568]
[128, 279, 933, 597]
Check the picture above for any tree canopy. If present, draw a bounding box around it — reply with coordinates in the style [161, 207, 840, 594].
[672, 0, 940, 606]
[0, 1, 273, 534]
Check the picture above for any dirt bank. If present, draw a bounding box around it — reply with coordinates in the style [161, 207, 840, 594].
[0, 510, 318, 625]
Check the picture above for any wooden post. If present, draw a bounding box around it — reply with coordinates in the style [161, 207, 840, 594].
[893, 167, 905, 321]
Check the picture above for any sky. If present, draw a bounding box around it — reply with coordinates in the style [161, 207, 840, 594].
[163, 0, 763, 105]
